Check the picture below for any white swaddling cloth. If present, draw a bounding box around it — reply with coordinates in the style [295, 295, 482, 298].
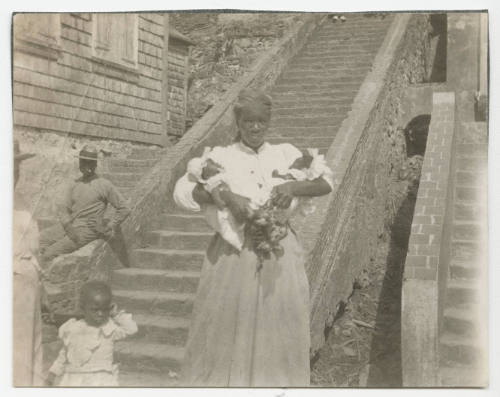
[183, 147, 332, 251]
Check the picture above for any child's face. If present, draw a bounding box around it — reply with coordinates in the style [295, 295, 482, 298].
[82, 292, 112, 327]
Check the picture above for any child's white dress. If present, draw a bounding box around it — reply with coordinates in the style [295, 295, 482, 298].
[49, 312, 137, 386]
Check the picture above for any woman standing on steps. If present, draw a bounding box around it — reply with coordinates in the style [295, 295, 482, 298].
[173, 88, 333, 387]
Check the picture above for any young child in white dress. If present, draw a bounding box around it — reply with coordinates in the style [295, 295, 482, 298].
[185, 146, 331, 251]
[47, 281, 137, 387]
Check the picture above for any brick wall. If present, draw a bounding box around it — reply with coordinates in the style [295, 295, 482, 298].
[404, 92, 455, 281]
[401, 92, 456, 386]
[13, 13, 169, 145]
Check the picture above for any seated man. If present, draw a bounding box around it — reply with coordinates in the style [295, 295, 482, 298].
[40, 145, 130, 265]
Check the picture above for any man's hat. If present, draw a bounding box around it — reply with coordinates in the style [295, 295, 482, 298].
[14, 139, 35, 162]
[78, 145, 99, 161]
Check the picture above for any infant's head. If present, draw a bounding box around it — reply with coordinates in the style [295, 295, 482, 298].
[290, 152, 314, 170]
[79, 281, 113, 327]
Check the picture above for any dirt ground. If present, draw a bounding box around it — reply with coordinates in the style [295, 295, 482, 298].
[311, 194, 416, 388]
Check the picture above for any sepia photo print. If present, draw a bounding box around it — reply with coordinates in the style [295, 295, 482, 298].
[12, 10, 488, 388]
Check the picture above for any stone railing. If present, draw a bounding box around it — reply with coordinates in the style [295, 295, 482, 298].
[401, 92, 456, 386]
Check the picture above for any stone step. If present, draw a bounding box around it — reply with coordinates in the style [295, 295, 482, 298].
[278, 75, 365, 86]
[319, 19, 392, 29]
[113, 289, 195, 316]
[132, 248, 205, 271]
[285, 60, 374, 73]
[455, 171, 486, 188]
[268, 125, 341, 138]
[272, 105, 351, 117]
[130, 313, 190, 345]
[291, 55, 375, 66]
[451, 240, 480, 263]
[318, 23, 391, 32]
[101, 171, 144, 184]
[456, 156, 488, 172]
[312, 33, 387, 43]
[119, 370, 179, 387]
[144, 230, 213, 250]
[439, 333, 482, 365]
[112, 267, 200, 293]
[271, 115, 346, 127]
[157, 213, 212, 232]
[455, 186, 483, 203]
[459, 122, 488, 144]
[290, 53, 374, 66]
[439, 365, 486, 387]
[305, 36, 387, 47]
[127, 146, 163, 160]
[272, 82, 361, 94]
[267, 136, 334, 149]
[281, 69, 369, 81]
[107, 158, 159, 168]
[452, 222, 481, 241]
[299, 48, 380, 58]
[454, 203, 486, 222]
[457, 143, 488, 157]
[446, 279, 479, 305]
[272, 88, 358, 99]
[449, 259, 481, 280]
[115, 340, 184, 374]
[271, 97, 354, 108]
[105, 163, 153, 174]
[443, 304, 479, 338]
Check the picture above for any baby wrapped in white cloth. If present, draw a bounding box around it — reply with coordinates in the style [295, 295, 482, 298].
[182, 147, 332, 251]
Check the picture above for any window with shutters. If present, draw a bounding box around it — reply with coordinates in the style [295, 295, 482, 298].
[92, 13, 138, 70]
[13, 13, 61, 60]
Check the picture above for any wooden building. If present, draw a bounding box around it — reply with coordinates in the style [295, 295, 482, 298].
[13, 13, 193, 147]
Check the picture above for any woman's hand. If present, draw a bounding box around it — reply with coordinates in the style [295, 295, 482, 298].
[220, 191, 253, 222]
[271, 182, 296, 209]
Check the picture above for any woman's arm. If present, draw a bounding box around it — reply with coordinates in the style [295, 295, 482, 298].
[272, 177, 332, 209]
[290, 177, 332, 197]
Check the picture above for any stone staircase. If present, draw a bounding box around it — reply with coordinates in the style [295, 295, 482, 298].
[439, 121, 488, 386]
[112, 212, 211, 385]
[267, 13, 393, 154]
[110, 13, 394, 386]
[101, 146, 164, 199]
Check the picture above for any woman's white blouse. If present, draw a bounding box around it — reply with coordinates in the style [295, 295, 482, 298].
[174, 142, 333, 212]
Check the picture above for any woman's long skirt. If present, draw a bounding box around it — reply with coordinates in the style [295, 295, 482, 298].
[181, 230, 310, 387]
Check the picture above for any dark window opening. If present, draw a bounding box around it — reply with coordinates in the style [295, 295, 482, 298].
[429, 14, 447, 83]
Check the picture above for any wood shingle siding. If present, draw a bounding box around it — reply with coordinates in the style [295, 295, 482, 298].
[12, 12, 189, 146]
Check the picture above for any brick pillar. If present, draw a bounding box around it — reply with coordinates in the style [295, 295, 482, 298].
[401, 92, 455, 387]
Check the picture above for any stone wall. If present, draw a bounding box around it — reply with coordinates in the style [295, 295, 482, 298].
[301, 13, 433, 354]
[401, 92, 456, 386]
